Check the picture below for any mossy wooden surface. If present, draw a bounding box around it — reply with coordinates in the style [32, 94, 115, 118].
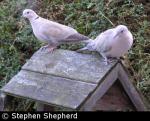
[22, 49, 117, 83]
[1, 49, 117, 109]
[2, 70, 97, 109]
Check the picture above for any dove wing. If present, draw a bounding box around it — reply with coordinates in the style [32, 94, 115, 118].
[40, 19, 78, 43]
[60, 33, 90, 43]
[40, 19, 89, 44]
[95, 28, 114, 53]
[40, 24, 65, 39]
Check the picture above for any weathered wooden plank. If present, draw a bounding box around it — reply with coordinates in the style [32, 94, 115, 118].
[1, 70, 96, 109]
[118, 63, 147, 111]
[22, 49, 117, 84]
[79, 64, 118, 111]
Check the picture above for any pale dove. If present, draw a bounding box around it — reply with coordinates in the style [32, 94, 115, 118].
[22, 9, 90, 52]
[77, 25, 133, 65]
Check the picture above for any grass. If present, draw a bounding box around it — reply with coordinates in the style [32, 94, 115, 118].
[0, 0, 150, 110]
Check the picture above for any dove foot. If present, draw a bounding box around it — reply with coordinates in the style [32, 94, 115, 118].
[102, 61, 108, 65]
[40, 45, 50, 51]
[100, 53, 109, 65]
[102, 59, 115, 65]
[108, 57, 121, 63]
[47, 46, 57, 53]
[40, 45, 57, 53]
[102, 58, 109, 65]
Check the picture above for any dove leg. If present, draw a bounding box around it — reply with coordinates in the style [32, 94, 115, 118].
[100, 53, 108, 65]
[47, 46, 57, 53]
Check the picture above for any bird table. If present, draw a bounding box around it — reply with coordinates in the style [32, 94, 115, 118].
[0, 49, 147, 111]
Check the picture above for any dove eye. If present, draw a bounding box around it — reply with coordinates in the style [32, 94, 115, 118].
[27, 12, 30, 14]
[120, 30, 124, 33]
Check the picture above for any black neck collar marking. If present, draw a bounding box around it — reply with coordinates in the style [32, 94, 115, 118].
[34, 16, 39, 20]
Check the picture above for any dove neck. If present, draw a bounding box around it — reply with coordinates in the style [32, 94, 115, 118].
[34, 16, 39, 20]
[29, 15, 39, 22]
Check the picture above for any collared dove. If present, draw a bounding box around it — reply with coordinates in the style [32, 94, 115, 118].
[22, 9, 90, 52]
[77, 25, 133, 65]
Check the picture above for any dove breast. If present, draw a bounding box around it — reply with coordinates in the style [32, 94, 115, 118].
[94, 27, 133, 58]
[104, 30, 133, 58]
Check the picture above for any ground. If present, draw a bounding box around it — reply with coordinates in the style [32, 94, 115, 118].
[0, 0, 149, 111]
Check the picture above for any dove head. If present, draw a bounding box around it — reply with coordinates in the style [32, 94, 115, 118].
[22, 9, 38, 21]
[114, 25, 129, 37]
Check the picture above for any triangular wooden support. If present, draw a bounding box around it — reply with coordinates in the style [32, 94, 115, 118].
[92, 81, 136, 111]
[79, 62, 147, 111]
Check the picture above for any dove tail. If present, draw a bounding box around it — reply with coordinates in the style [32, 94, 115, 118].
[76, 47, 89, 52]
[82, 39, 93, 44]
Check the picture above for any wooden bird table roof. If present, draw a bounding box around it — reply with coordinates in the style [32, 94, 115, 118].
[1, 49, 122, 110]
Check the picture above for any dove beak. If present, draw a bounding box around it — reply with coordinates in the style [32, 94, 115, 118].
[114, 30, 124, 38]
[21, 13, 26, 18]
[21, 14, 24, 18]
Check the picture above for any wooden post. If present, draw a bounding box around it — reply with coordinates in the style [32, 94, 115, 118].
[0, 92, 6, 111]
[0, 92, 13, 111]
